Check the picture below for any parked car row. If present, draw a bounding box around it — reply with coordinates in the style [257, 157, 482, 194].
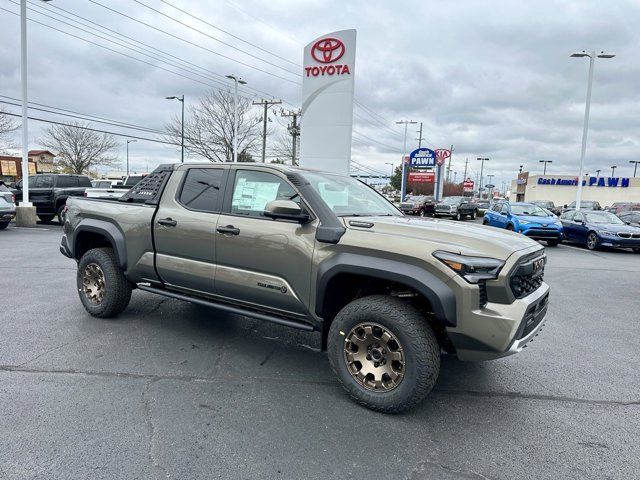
[400, 195, 478, 220]
[483, 201, 562, 246]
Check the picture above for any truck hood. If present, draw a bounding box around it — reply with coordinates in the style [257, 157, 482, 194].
[343, 216, 541, 260]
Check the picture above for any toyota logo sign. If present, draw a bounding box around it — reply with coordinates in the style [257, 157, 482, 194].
[311, 37, 345, 63]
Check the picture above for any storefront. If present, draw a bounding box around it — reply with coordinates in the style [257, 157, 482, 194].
[510, 173, 640, 207]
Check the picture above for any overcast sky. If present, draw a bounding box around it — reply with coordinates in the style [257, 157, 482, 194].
[1, 0, 638, 189]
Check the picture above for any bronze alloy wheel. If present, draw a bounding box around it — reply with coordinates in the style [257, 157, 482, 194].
[343, 322, 406, 392]
[83, 262, 106, 305]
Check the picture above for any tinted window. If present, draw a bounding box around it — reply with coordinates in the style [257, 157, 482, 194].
[35, 175, 53, 188]
[230, 170, 298, 217]
[78, 176, 92, 187]
[178, 168, 224, 213]
[56, 176, 79, 187]
[125, 175, 144, 187]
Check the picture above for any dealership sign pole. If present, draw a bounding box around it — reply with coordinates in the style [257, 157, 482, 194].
[300, 30, 357, 175]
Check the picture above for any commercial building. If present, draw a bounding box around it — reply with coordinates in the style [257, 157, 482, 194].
[511, 172, 640, 207]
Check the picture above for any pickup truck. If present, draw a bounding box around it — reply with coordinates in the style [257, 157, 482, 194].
[12, 173, 92, 223]
[60, 163, 549, 413]
[434, 196, 479, 220]
[84, 175, 146, 200]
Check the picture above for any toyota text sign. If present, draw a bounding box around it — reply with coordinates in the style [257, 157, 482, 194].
[409, 148, 437, 168]
[300, 29, 357, 175]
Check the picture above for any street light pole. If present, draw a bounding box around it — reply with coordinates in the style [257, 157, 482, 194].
[539, 159, 553, 175]
[384, 162, 394, 186]
[126, 139, 136, 176]
[396, 120, 417, 201]
[20, 0, 30, 208]
[630, 161, 640, 177]
[477, 157, 489, 196]
[596, 169, 601, 177]
[611, 165, 617, 177]
[571, 50, 615, 210]
[165, 95, 184, 162]
[227, 75, 247, 163]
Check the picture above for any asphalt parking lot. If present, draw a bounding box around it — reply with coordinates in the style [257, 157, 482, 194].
[1, 221, 639, 480]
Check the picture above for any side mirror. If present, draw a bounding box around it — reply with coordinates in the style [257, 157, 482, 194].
[264, 200, 309, 223]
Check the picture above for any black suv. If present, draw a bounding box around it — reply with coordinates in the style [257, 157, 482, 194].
[12, 174, 92, 223]
[434, 196, 479, 220]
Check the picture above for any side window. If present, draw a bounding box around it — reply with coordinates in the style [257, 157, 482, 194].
[491, 203, 501, 212]
[500, 204, 509, 214]
[561, 211, 574, 221]
[35, 176, 53, 188]
[573, 212, 584, 223]
[230, 170, 298, 218]
[178, 168, 224, 213]
[57, 176, 79, 188]
[78, 176, 92, 187]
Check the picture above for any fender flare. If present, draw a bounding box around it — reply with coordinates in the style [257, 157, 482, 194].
[316, 253, 457, 327]
[72, 219, 127, 269]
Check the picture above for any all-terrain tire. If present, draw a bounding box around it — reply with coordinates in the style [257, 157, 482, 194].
[77, 247, 132, 318]
[327, 295, 440, 414]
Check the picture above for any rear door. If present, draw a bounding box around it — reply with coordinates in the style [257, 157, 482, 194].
[154, 166, 226, 294]
[214, 167, 316, 317]
[30, 175, 55, 211]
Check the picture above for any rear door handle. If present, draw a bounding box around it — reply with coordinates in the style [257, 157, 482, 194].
[216, 225, 240, 235]
[158, 217, 177, 227]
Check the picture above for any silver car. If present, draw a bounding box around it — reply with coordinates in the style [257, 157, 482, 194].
[0, 184, 16, 229]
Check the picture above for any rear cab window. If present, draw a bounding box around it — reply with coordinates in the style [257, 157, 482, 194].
[178, 168, 225, 213]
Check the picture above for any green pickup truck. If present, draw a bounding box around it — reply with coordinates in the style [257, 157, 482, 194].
[60, 163, 549, 413]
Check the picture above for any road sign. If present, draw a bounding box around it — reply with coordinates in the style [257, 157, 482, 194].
[485, 183, 495, 189]
[435, 149, 451, 167]
[463, 178, 474, 192]
[408, 171, 435, 183]
[409, 148, 436, 168]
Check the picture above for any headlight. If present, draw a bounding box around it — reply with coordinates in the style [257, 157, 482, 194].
[598, 230, 616, 236]
[433, 251, 505, 284]
[518, 220, 530, 225]
[554, 221, 562, 226]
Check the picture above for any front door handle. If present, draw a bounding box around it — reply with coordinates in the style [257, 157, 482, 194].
[216, 225, 240, 235]
[158, 217, 177, 227]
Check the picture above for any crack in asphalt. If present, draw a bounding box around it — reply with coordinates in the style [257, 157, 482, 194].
[141, 378, 169, 480]
[15, 334, 94, 367]
[407, 459, 496, 480]
[1, 364, 638, 407]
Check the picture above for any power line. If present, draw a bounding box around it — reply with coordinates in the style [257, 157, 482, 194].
[1, 110, 177, 145]
[86, 0, 301, 85]
[352, 131, 399, 151]
[157, 0, 301, 68]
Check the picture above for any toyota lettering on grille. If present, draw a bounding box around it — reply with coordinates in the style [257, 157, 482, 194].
[533, 257, 545, 273]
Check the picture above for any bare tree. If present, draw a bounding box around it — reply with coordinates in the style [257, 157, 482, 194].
[40, 121, 119, 174]
[269, 130, 299, 165]
[0, 108, 19, 153]
[164, 89, 261, 162]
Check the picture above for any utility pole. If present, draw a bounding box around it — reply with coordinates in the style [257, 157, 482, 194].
[415, 122, 424, 148]
[477, 157, 489, 194]
[396, 120, 417, 201]
[253, 99, 282, 162]
[462, 157, 469, 182]
[446, 144, 453, 182]
[281, 109, 301, 165]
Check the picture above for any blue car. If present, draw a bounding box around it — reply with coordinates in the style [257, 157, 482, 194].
[483, 201, 563, 246]
[560, 210, 640, 252]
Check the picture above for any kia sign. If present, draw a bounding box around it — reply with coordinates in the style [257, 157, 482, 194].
[409, 171, 435, 183]
[463, 178, 474, 192]
[409, 148, 437, 168]
[435, 149, 451, 167]
[300, 29, 357, 175]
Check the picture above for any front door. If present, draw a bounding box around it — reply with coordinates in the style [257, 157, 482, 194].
[154, 166, 226, 294]
[214, 168, 316, 317]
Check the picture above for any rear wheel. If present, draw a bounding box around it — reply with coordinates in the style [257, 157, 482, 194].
[0, 221, 8, 230]
[586, 232, 599, 250]
[77, 247, 132, 318]
[482, 218, 490, 225]
[470, 209, 477, 220]
[419, 209, 426, 217]
[327, 295, 440, 413]
[57, 204, 66, 224]
[38, 214, 55, 223]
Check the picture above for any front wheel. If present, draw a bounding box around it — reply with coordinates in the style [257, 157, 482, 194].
[586, 232, 599, 251]
[57, 204, 66, 224]
[546, 239, 559, 247]
[454, 210, 462, 221]
[506, 224, 515, 231]
[470, 209, 477, 220]
[77, 247, 132, 318]
[0, 221, 8, 230]
[38, 214, 55, 223]
[419, 209, 426, 217]
[482, 218, 490, 226]
[327, 295, 440, 413]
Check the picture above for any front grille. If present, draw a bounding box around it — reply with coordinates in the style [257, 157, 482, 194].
[524, 229, 560, 238]
[618, 232, 631, 239]
[510, 255, 546, 299]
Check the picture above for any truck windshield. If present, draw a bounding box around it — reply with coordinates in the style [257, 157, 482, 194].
[302, 172, 401, 217]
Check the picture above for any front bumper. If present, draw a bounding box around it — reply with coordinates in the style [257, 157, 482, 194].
[0, 210, 16, 222]
[598, 234, 640, 248]
[520, 225, 562, 240]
